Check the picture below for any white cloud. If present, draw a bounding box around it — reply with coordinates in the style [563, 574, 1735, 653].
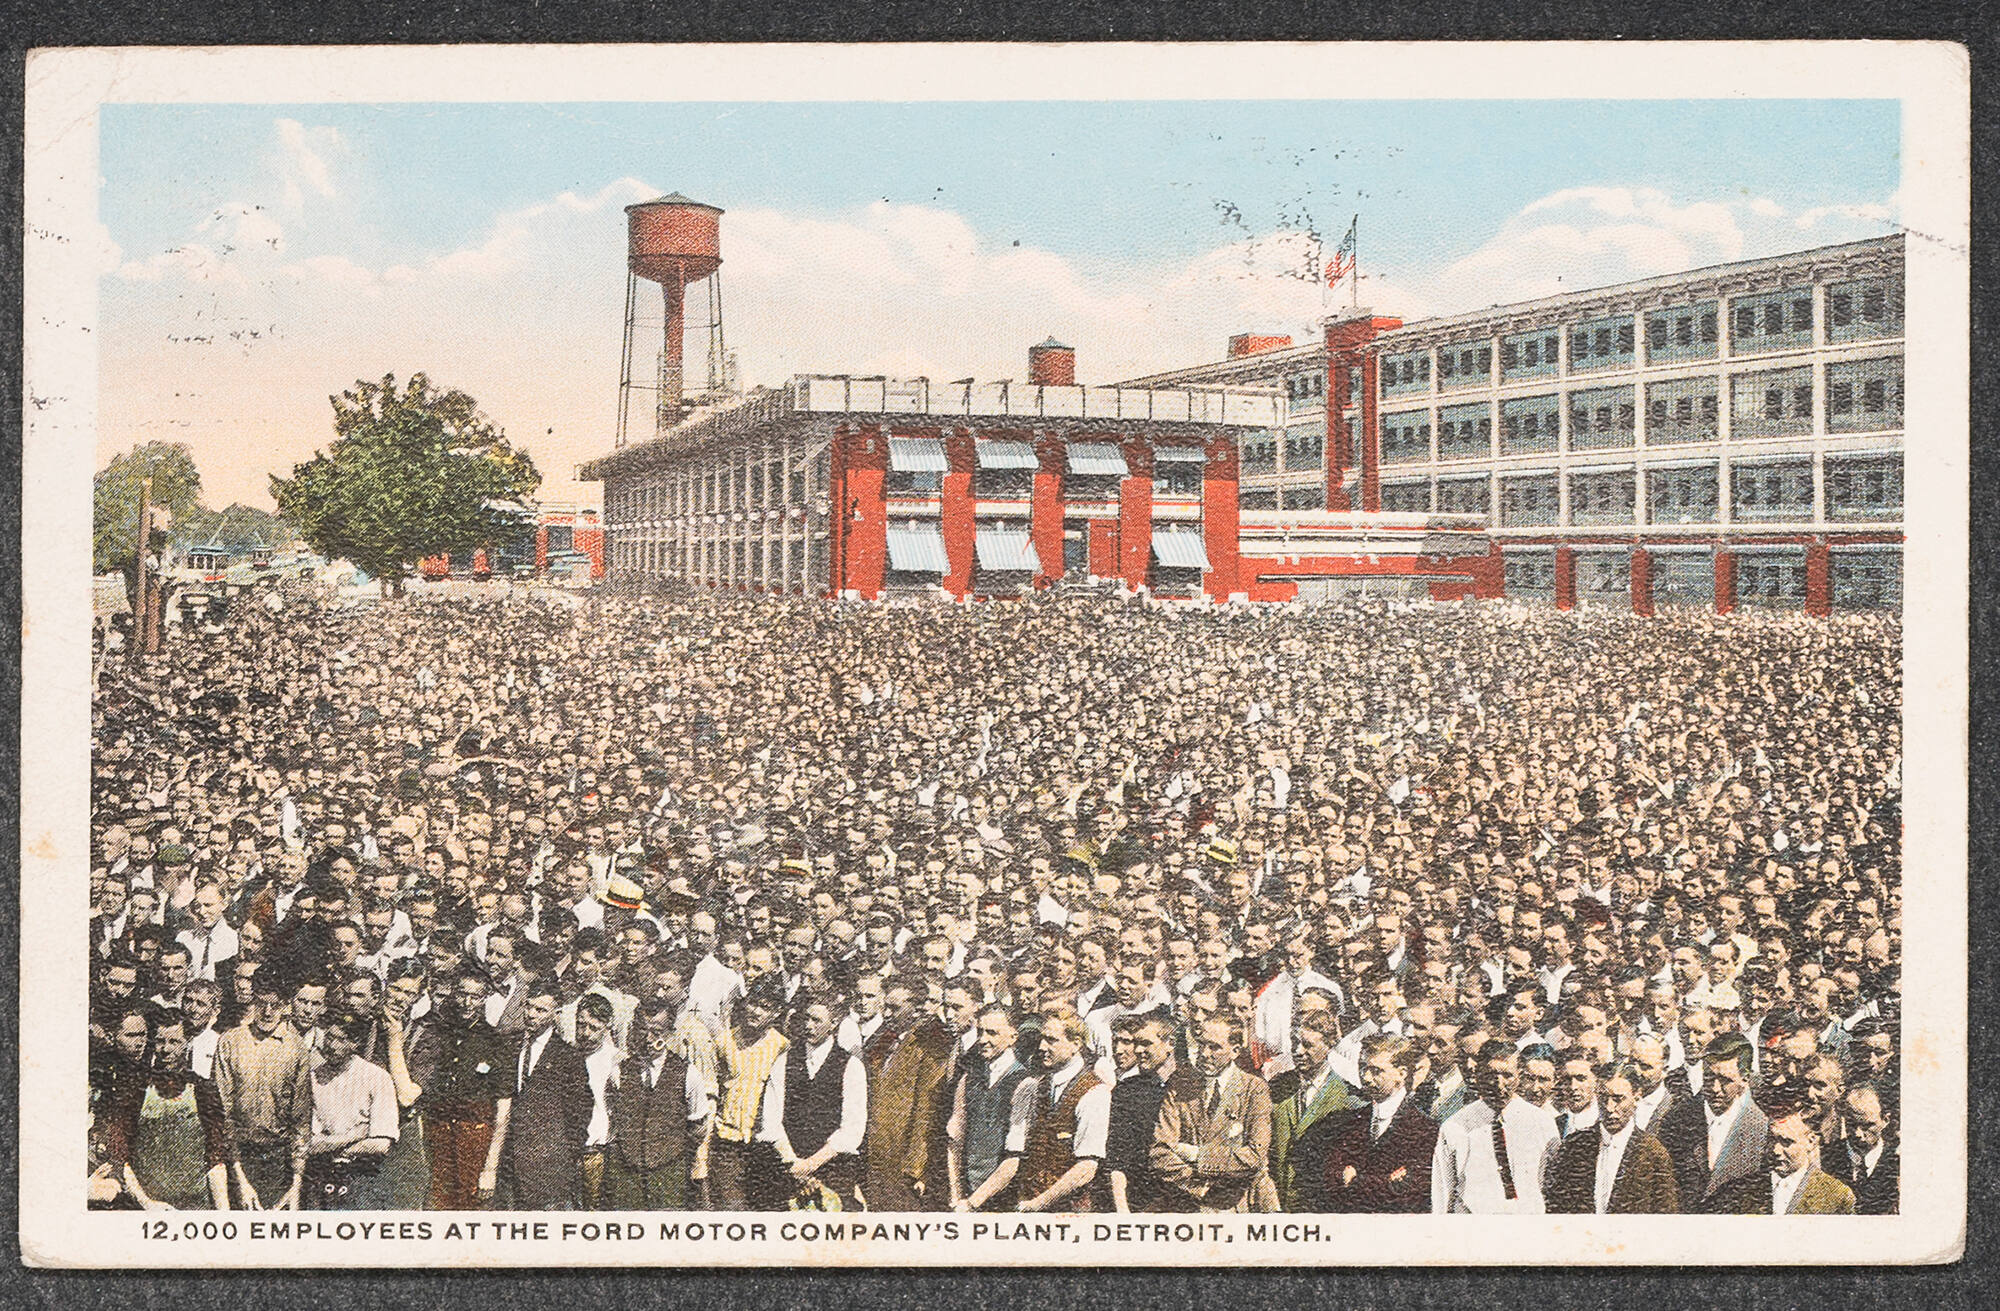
[275, 118, 343, 208]
[1405, 184, 1897, 315]
[199, 201, 285, 255]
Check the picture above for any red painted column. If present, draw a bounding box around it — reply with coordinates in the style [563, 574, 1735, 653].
[837, 426, 888, 600]
[535, 527, 549, 572]
[1202, 435, 1241, 601]
[1713, 549, 1737, 615]
[1088, 519, 1118, 578]
[1327, 354, 1354, 512]
[1554, 546, 1577, 610]
[1358, 352, 1383, 513]
[1119, 440, 1154, 590]
[1630, 547, 1654, 617]
[940, 428, 976, 599]
[1804, 541, 1831, 617]
[1031, 432, 1065, 588]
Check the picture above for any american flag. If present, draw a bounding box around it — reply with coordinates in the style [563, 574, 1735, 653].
[1325, 216, 1357, 286]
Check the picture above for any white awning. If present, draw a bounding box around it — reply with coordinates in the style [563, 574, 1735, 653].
[1150, 530, 1212, 571]
[1067, 443, 1128, 477]
[975, 527, 1041, 573]
[888, 437, 948, 472]
[976, 440, 1038, 470]
[1154, 444, 1208, 463]
[885, 522, 949, 572]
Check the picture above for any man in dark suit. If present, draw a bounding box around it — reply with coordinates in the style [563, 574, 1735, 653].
[1823, 1083, 1898, 1214]
[603, 995, 714, 1208]
[1706, 1096, 1856, 1215]
[1653, 1032, 1768, 1212]
[494, 979, 593, 1209]
[1545, 1063, 1679, 1213]
[1104, 1013, 1174, 1212]
[1306, 1032, 1437, 1213]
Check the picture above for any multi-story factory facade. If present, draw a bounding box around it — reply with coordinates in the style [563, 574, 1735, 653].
[581, 345, 1284, 601]
[1130, 233, 1906, 615]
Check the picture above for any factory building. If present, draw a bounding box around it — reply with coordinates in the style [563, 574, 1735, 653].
[1131, 233, 1905, 615]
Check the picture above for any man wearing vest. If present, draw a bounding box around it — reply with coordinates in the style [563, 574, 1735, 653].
[756, 991, 868, 1209]
[949, 1004, 1032, 1211]
[1014, 1009, 1111, 1212]
[603, 995, 714, 1209]
[708, 979, 788, 1210]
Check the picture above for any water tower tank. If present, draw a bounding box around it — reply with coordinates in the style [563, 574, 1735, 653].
[626, 193, 723, 285]
[622, 194, 724, 431]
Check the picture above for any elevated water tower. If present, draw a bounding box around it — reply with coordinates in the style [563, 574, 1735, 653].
[617, 193, 727, 446]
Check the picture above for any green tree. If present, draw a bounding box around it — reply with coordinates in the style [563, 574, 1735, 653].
[271, 373, 541, 595]
[94, 441, 203, 580]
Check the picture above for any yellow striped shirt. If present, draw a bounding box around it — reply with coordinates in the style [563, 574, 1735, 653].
[713, 1027, 787, 1143]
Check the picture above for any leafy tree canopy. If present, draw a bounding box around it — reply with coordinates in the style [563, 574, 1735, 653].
[94, 441, 203, 575]
[270, 373, 542, 585]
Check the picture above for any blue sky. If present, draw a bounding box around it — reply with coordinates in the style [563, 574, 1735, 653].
[95, 98, 1901, 506]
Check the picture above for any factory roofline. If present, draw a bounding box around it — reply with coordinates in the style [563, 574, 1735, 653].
[580, 372, 1283, 481]
[1118, 232, 1904, 386]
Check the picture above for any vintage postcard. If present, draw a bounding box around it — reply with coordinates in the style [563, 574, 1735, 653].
[20, 42, 1968, 1267]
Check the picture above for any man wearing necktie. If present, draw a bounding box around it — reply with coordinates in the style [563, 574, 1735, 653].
[1307, 1032, 1439, 1212]
[1545, 1064, 1679, 1213]
[493, 980, 593, 1209]
[602, 995, 714, 1209]
[1431, 1039, 1561, 1213]
[1149, 1016, 1276, 1213]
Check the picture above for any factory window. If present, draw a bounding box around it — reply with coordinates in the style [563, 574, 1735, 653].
[1499, 473, 1560, 527]
[1380, 480, 1433, 513]
[1645, 377, 1721, 446]
[1499, 329, 1562, 382]
[1239, 488, 1279, 511]
[789, 464, 808, 506]
[1437, 403, 1493, 461]
[545, 525, 573, 554]
[1735, 554, 1808, 609]
[1284, 421, 1327, 472]
[1730, 459, 1814, 521]
[1644, 302, 1720, 363]
[1287, 371, 1327, 414]
[1239, 431, 1279, 477]
[1827, 276, 1904, 343]
[1730, 367, 1815, 440]
[1826, 356, 1904, 433]
[1651, 551, 1716, 608]
[1569, 315, 1636, 373]
[1346, 366, 1363, 406]
[1729, 288, 1815, 353]
[1646, 464, 1720, 525]
[1832, 547, 1902, 610]
[1436, 341, 1493, 392]
[1282, 484, 1326, 511]
[1153, 461, 1205, 500]
[1504, 551, 1557, 602]
[1569, 467, 1636, 526]
[1500, 394, 1562, 456]
[1380, 412, 1431, 465]
[1381, 350, 1431, 398]
[1065, 473, 1122, 502]
[1575, 551, 1631, 607]
[1825, 454, 1903, 521]
[1569, 385, 1637, 451]
[1436, 476, 1491, 518]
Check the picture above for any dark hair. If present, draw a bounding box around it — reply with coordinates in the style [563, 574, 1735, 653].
[577, 992, 615, 1026]
[1705, 1032, 1756, 1079]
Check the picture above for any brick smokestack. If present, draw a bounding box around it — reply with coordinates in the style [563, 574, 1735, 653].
[1028, 336, 1076, 387]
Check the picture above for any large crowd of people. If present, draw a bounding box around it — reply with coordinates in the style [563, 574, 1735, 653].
[86, 577, 1901, 1216]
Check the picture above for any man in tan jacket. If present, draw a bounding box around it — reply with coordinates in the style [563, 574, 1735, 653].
[1150, 1015, 1276, 1212]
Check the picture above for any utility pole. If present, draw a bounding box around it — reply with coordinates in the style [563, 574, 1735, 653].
[132, 476, 153, 657]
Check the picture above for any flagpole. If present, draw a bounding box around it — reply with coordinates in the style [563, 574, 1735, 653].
[1351, 215, 1360, 313]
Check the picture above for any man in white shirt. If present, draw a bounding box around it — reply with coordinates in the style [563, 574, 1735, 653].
[176, 882, 238, 982]
[836, 972, 889, 1055]
[1431, 1039, 1562, 1213]
[1553, 1052, 1601, 1140]
[686, 911, 745, 1035]
[573, 993, 623, 1208]
[1330, 972, 1406, 1087]
[1628, 1034, 1677, 1132]
[757, 993, 868, 1208]
[1010, 1010, 1112, 1213]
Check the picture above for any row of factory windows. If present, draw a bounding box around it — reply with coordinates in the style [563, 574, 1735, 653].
[610, 533, 831, 594]
[1378, 453, 1902, 526]
[604, 450, 833, 526]
[1379, 275, 1902, 398]
[1500, 546, 1902, 611]
[1376, 355, 1902, 465]
[1239, 422, 1328, 476]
